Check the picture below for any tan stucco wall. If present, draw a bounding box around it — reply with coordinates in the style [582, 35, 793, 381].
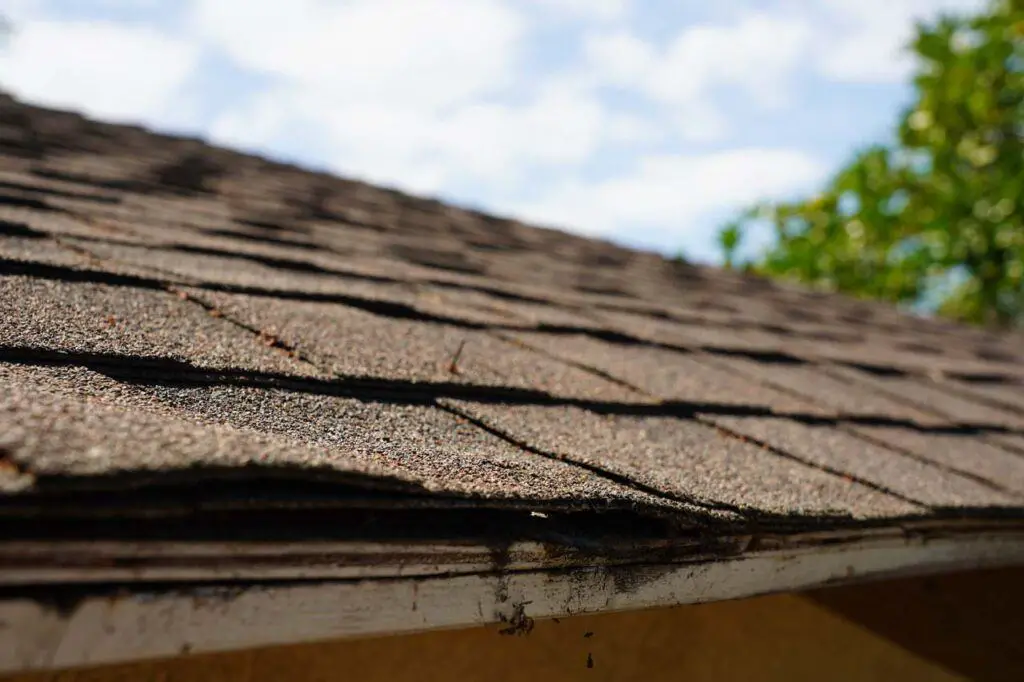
[8, 567, 1023, 682]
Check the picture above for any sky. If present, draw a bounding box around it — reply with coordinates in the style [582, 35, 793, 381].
[0, 0, 985, 263]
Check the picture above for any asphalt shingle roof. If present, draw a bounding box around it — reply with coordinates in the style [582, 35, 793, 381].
[3, 92, 1024, 538]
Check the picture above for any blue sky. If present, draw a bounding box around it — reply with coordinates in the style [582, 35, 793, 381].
[0, 0, 984, 263]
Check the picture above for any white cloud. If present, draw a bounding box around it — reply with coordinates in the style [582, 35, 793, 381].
[210, 91, 442, 193]
[197, 0, 660, 192]
[506, 148, 826, 241]
[525, 0, 630, 22]
[653, 14, 811, 108]
[582, 30, 654, 86]
[581, 13, 812, 141]
[0, 19, 198, 123]
[1, 0, 43, 24]
[192, 0, 525, 112]
[210, 76, 654, 195]
[812, 0, 988, 82]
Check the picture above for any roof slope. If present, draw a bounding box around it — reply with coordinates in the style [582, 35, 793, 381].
[2, 93, 1024, 669]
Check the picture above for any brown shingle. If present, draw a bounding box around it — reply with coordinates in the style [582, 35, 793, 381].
[826, 364, 1024, 429]
[702, 355, 947, 426]
[187, 289, 643, 402]
[0, 363, 670, 512]
[848, 427, 1024, 496]
[0, 275, 305, 377]
[2, 94, 1023, 538]
[444, 400, 920, 519]
[709, 416, 1018, 508]
[502, 331, 829, 415]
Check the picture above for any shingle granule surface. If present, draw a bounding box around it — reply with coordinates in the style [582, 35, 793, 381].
[2, 94, 1023, 533]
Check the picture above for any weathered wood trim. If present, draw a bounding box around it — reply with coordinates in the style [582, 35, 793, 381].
[2, 529, 1024, 673]
[1, 520, 1018, 586]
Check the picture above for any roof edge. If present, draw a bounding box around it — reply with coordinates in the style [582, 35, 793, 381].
[4, 523, 1024, 673]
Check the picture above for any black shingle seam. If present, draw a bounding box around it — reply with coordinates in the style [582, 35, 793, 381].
[185, 284, 826, 369]
[0, 251, 467, 327]
[0, 250, 804, 368]
[192, 281, 483, 329]
[491, 330, 646, 394]
[437, 402, 749, 522]
[497, 333, 1022, 435]
[169, 286, 334, 374]
[497, 334, 1024, 501]
[700, 419, 929, 510]
[686, 351, 1024, 496]
[200, 228, 323, 252]
[66, 231, 411, 286]
[160, 280, 745, 523]
[5, 344, 1018, 440]
[438, 402, 939, 528]
[947, 371, 1024, 386]
[57, 222, 614, 315]
[29, 167, 140, 192]
[5, 250, 1024, 400]
[0, 178, 121, 204]
[233, 217, 310, 233]
[491, 334, 937, 511]
[941, 379, 1024, 418]
[691, 350, 914, 420]
[0, 257, 168, 290]
[15, 228, 1023, 387]
[0, 191, 66, 214]
[0, 345, 846, 420]
[814, 361, 1024, 459]
[0, 218, 46, 240]
[46, 197, 572, 307]
[839, 425, 1024, 501]
[14, 203, 986, 368]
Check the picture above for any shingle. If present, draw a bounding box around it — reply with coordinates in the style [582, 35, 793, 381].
[703, 355, 946, 425]
[443, 400, 919, 519]
[64, 229, 596, 330]
[826, 365, 1024, 429]
[95, 219, 419, 284]
[0, 363, 667, 510]
[0, 200, 125, 242]
[946, 380, 1024, 414]
[108, 212, 349, 261]
[849, 426, 1024, 497]
[387, 260, 589, 311]
[989, 433, 1024, 454]
[0, 169, 121, 203]
[502, 331, 831, 416]
[598, 309, 792, 354]
[422, 288, 599, 328]
[796, 338, 1024, 381]
[188, 290, 642, 402]
[0, 223, 187, 283]
[503, 332, 1012, 511]
[4, 96, 1024, 535]
[1, 234, 95, 269]
[66, 238, 424, 303]
[708, 416, 1017, 508]
[0, 276, 306, 376]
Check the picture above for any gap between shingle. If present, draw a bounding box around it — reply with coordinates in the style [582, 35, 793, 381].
[15, 208, 1014, 381]
[502, 332, 1019, 503]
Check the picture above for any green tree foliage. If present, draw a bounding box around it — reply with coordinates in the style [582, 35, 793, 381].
[720, 0, 1023, 327]
[718, 221, 743, 270]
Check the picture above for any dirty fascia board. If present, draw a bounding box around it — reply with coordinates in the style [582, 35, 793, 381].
[3, 529, 1024, 673]
[1, 521, 1019, 586]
